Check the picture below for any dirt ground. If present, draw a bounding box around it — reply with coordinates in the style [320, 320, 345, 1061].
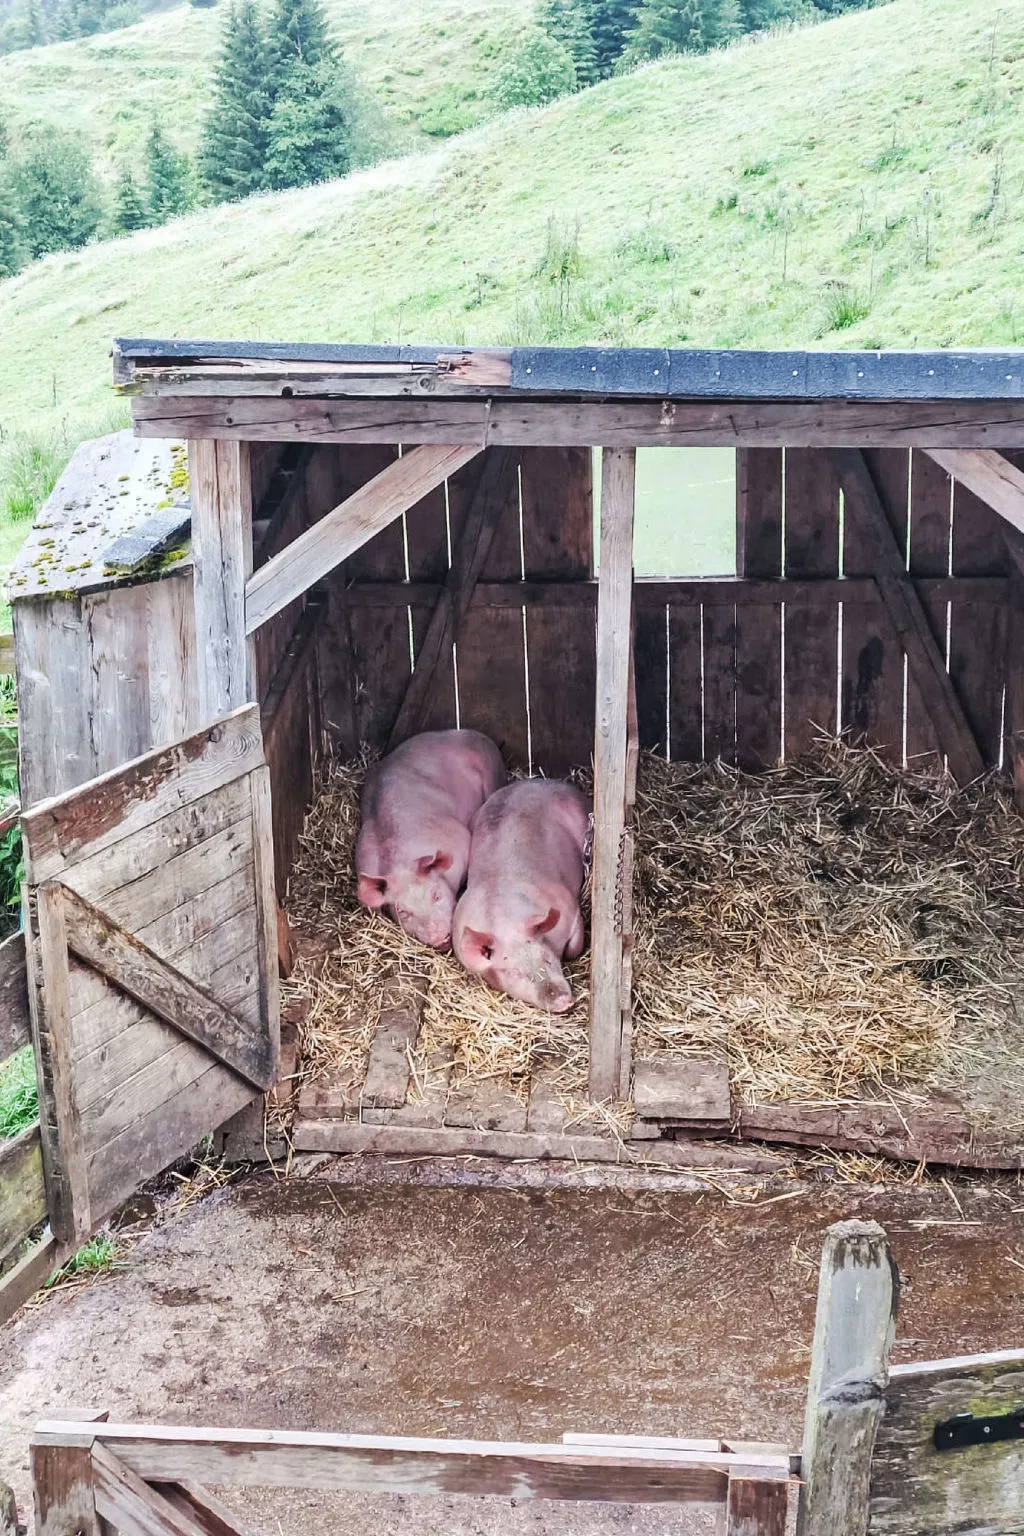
[2, 1156, 1023, 1534]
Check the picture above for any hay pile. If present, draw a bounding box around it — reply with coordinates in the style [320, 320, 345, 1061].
[284, 745, 1024, 1126]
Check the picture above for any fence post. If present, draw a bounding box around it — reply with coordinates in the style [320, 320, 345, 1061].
[797, 1220, 898, 1536]
[31, 1440, 101, 1536]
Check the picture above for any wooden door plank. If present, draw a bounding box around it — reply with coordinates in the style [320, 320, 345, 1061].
[246, 444, 482, 634]
[387, 449, 517, 748]
[830, 452, 984, 784]
[59, 886, 273, 1091]
[925, 448, 1024, 538]
[841, 450, 907, 759]
[30, 884, 91, 1243]
[0, 1121, 46, 1268]
[0, 931, 29, 1064]
[22, 706, 263, 887]
[590, 448, 635, 1101]
[735, 602, 781, 770]
[797, 1221, 898, 1536]
[189, 440, 255, 722]
[668, 604, 703, 762]
[702, 602, 737, 764]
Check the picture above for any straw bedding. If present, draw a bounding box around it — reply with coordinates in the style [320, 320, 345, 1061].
[284, 744, 1024, 1130]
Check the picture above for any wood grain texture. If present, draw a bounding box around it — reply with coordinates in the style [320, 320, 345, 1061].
[732, 1101, 1021, 1169]
[133, 394, 1024, 447]
[246, 444, 481, 634]
[0, 1121, 46, 1268]
[926, 448, 1024, 538]
[0, 931, 29, 1064]
[34, 1422, 795, 1506]
[151, 1483, 251, 1536]
[22, 705, 263, 886]
[726, 1474, 790, 1536]
[590, 448, 635, 1100]
[31, 884, 90, 1242]
[31, 1441, 101, 1536]
[362, 976, 426, 1109]
[783, 451, 839, 757]
[445, 1078, 528, 1134]
[841, 450, 908, 759]
[292, 1118, 784, 1172]
[189, 439, 255, 722]
[869, 1350, 1024, 1536]
[59, 886, 273, 1091]
[0, 1229, 62, 1327]
[797, 1221, 898, 1536]
[831, 452, 984, 784]
[737, 449, 783, 578]
[633, 1059, 730, 1124]
[92, 1443, 211, 1536]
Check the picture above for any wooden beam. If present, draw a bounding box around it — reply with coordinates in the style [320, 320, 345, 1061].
[92, 1443, 212, 1536]
[189, 439, 255, 723]
[0, 930, 29, 1064]
[923, 448, 1024, 536]
[0, 1119, 46, 1267]
[291, 1117, 784, 1172]
[869, 1348, 1024, 1536]
[34, 1423, 793, 1507]
[245, 444, 482, 635]
[590, 448, 636, 1102]
[32, 1440, 101, 1536]
[134, 394, 1024, 448]
[150, 1484, 250, 1536]
[58, 885, 275, 1091]
[30, 883, 90, 1243]
[797, 1220, 898, 1536]
[726, 1474, 790, 1536]
[344, 575, 1010, 612]
[829, 450, 985, 784]
[0, 1229, 62, 1327]
[386, 449, 514, 749]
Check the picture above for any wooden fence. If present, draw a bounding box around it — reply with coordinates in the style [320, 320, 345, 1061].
[23, 1220, 1024, 1536]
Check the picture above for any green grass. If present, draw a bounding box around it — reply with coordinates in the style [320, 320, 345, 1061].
[0, 0, 532, 176]
[0, 1046, 37, 1140]
[0, 0, 1019, 459]
[44, 1232, 121, 1284]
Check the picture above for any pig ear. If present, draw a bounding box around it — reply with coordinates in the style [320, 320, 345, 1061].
[417, 851, 453, 875]
[357, 873, 388, 909]
[528, 906, 560, 938]
[462, 926, 495, 962]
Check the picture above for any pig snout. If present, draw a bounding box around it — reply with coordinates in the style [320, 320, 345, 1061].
[539, 975, 574, 1013]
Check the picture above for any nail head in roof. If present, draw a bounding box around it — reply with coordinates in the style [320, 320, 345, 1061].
[654, 368, 660, 375]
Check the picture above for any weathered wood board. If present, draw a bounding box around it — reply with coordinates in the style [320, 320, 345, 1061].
[21, 706, 279, 1242]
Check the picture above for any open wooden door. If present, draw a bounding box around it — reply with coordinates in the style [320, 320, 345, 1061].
[21, 704, 279, 1243]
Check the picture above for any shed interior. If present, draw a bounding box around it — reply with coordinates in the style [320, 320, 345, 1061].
[13, 340, 1024, 1175]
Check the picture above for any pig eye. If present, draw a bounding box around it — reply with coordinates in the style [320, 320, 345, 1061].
[479, 942, 493, 960]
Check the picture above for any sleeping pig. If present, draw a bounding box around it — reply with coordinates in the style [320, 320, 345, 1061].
[453, 779, 590, 1013]
[356, 729, 506, 949]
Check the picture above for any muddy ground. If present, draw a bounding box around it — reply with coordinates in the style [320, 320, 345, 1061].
[2, 1157, 1023, 1534]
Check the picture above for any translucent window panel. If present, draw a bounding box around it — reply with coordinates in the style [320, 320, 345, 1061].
[593, 448, 736, 577]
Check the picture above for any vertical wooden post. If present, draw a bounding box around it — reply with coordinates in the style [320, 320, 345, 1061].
[31, 1442, 101, 1536]
[1003, 541, 1024, 810]
[189, 440, 255, 722]
[726, 1475, 789, 1536]
[589, 448, 635, 1102]
[797, 1220, 899, 1536]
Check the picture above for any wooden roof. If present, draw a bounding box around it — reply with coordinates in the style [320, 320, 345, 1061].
[9, 432, 189, 601]
[115, 339, 1024, 403]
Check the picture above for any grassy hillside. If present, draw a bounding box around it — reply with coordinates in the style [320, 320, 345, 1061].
[0, 0, 1021, 459]
[0, 0, 532, 173]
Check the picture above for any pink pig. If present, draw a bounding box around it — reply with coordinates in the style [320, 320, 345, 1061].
[356, 730, 506, 949]
[453, 779, 591, 1013]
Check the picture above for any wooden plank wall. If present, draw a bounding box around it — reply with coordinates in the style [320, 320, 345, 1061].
[638, 446, 1010, 772]
[322, 447, 595, 776]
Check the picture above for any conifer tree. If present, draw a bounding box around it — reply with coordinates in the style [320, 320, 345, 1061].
[535, 0, 597, 85]
[0, 195, 24, 278]
[620, 0, 706, 63]
[266, 0, 333, 80]
[112, 165, 148, 232]
[707, 0, 743, 44]
[6, 130, 102, 257]
[199, 0, 273, 200]
[263, 0, 353, 189]
[144, 124, 191, 220]
[589, 0, 639, 75]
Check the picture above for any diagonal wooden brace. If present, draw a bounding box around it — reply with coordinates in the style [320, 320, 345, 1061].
[829, 450, 984, 785]
[58, 885, 274, 1091]
[387, 448, 516, 749]
[245, 443, 482, 634]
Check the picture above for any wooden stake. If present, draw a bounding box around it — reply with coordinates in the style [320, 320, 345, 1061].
[32, 1441, 101, 1536]
[189, 440, 255, 723]
[589, 448, 635, 1102]
[797, 1220, 898, 1536]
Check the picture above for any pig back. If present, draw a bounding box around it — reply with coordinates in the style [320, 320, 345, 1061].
[468, 779, 590, 894]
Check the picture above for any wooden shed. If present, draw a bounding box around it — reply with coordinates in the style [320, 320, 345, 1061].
[6, 338, 1024, 1273]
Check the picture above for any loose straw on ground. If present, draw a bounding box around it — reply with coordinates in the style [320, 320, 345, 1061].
[284, 742, 1024, 1132]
